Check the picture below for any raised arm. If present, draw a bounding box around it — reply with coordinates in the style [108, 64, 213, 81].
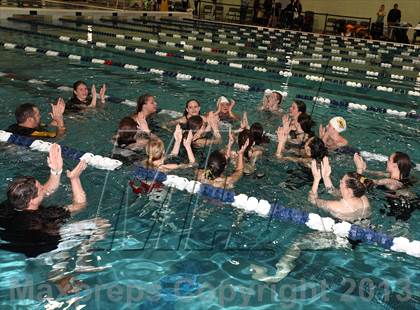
[227, 138, 248, 185]
[89, 84, 97, 107]
[354, 153, 387, 177]
[66, 160, 88, 213]
[170, 124, 183, 156]
[99, 84, 106, 106]
[49, 98, 66, 137]
[43, 144, 63, 196]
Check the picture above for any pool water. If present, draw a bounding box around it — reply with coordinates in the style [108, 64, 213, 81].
[0, 18, 419, 309]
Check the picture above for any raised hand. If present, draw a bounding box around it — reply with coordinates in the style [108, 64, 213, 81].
[238, 138, 249, 155]
[50, 97, 65, 123]
[99, 84, 107, 103]
[354, 153, 367, 174]
[311, 159, 322, 181]
[227, 127, 234, 147]
[136, 113, 150, 134]
[173, 124, 183, 142]
[240, 112, 249, 129]
[91, 84, 97, 98]
[183, 130, 193, 148]
[320, 156, 331, 179]
[66, 160, 87, 179]
[47, 144, 63, 172]
[229, 99, 236, 112]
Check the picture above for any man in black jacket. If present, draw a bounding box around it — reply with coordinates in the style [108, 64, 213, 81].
[387, 3, 401, 40]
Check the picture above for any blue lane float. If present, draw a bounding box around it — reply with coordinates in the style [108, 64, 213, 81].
[0, 131, 122, 170]
[132, 166, 420, 259]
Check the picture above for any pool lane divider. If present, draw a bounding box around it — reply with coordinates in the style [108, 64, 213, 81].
[133, 166, 420, 259]
[124, 17, 420, 60]
[3, 40, 420, 121]
[58, 17, 420, 71]
[0, 23, 420, 97]
[7, 18, 420, 84]
[0, 131, 122, 170]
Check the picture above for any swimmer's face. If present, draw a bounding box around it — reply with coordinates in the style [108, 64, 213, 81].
[220, 101, 230, 113]
[304, 137, 313, 157]
[289, 102, 300, 119]
[386, 153, 397, 174]
[186, 100, 200, 117]
[74, 83, 89, 101]
[144, 96, 157, 114]
[31, 107, 41, 127]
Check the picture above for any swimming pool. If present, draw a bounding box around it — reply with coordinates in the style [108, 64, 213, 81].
[0, 15, 419, 309]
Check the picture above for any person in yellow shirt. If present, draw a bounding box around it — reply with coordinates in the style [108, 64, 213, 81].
[6, 99, 66, 139]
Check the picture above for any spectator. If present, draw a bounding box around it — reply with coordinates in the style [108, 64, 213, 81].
[376, 4, 385, 24]
[387, 3, 401, 40]
[252, 0, 260, 24]
[240, 0, 249, 23]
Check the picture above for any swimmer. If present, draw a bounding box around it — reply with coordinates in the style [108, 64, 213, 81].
[132, 94, 158, 135]
[6, 99, 66, 138]
[186, 113, 222, 148]
[309, 157, 372, 222]
[319, 116, 348, 150]
[289, 100, 306, 121]
[259, 90, 283, 114]
[66, 80, 106, 112]
[288, 114, 315, 145]
[142, 126, 196, 172]
[275, 117, 328, 166]
[111, 117, 151, 162]
[251, 159, 372, 284]
[214, 96, 240, 122]
[354, 152, 417, 220]
[354, 152, 412, 191]
[0, 144, 88, 257]
[167, 99, 207, 127]
[197, 139, 249, 189]
[228, 129, 263, 175]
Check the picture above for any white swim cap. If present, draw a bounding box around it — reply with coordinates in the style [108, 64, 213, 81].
[329, 116, 347, 133]
[218, 96, 229, 104]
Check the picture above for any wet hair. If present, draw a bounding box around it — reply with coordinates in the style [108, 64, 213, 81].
[15, 103, 37, 124]
[183, 99, 201, 118]
[146, 137, 164, 162]
[294, 100, 307, 114]
[307, 137, 328, 162]
[117, 117, 137, 146]
[392, 152, 411, 180]
[72, 80, 87, 92]
[137, 94, 153, 113]
[205, 150, 227, 179]
[238, 129, 254, 160]
[345, 172, 374, 198]
[272, 92, 283, 106]
[7, 176, 38, 210]
[250, 123, 269, 145]
[186, 115, 204, 133]
[297, 113, 315, 136]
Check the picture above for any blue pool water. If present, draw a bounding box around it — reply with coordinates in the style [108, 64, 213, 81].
[0, 17, 419, 309]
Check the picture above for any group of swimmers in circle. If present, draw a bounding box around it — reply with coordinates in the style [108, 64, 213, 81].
[1, 79, 418, 285]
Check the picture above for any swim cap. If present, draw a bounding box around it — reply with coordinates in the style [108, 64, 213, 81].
[218, 96, 229, 104]
[329, 117, 347, 133]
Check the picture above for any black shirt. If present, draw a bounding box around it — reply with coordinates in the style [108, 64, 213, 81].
[0, 201, 70, 257]
[66, 96, 91, 112]
[6, 124, 56, 138]
[387, 9, 401, 23]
